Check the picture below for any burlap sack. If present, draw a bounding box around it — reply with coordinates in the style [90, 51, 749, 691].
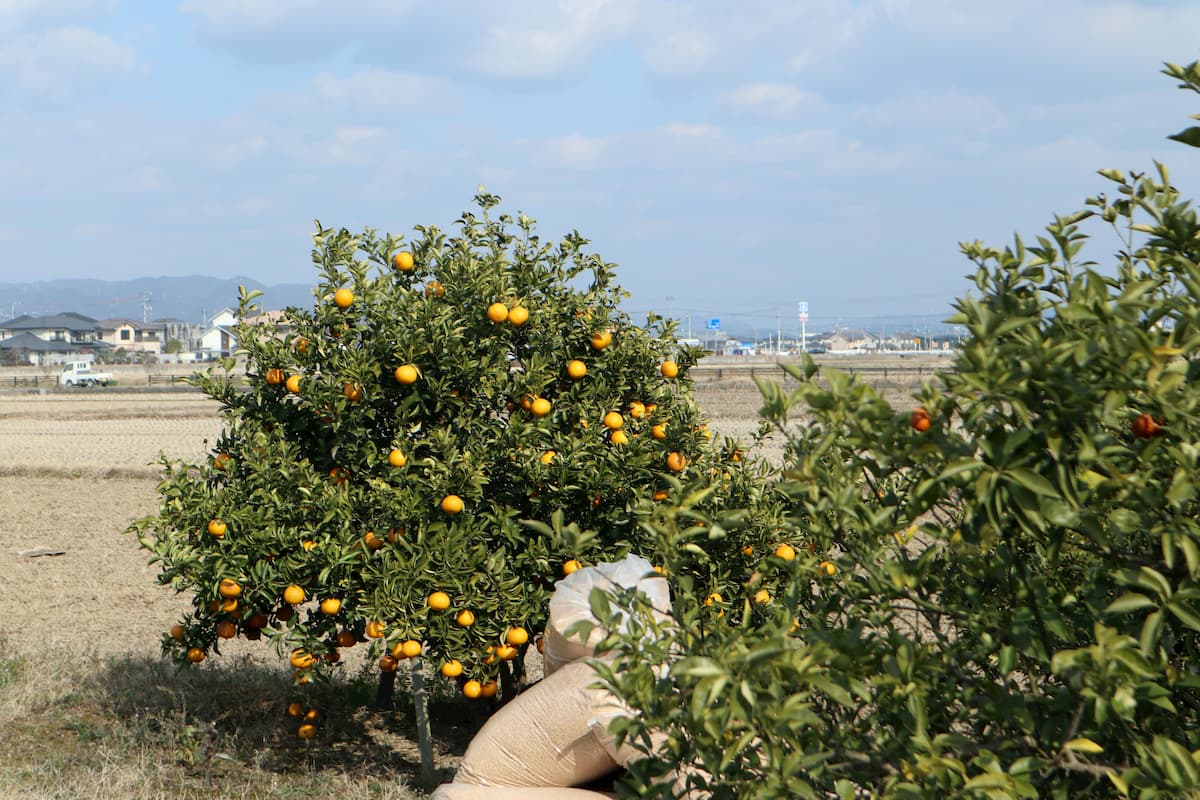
[431, 786, 617, 800]
[452, 659, 623, 787]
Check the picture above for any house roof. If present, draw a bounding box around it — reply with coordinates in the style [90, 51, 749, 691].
[0, 333, 110, 352]
[2, 313, 99, 331]
[95, 317, 163, 329]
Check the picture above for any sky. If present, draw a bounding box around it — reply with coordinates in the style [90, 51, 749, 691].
[1, 1, 1199, 334]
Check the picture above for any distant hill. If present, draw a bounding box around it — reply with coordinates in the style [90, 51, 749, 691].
[0, 276, 316, 323]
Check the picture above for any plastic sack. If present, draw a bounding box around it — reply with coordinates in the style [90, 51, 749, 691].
[543, 555, 670, 676]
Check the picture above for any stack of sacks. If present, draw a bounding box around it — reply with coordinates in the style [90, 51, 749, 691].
[431, 556, 674, 799]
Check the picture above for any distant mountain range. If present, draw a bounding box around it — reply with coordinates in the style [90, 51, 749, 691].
[0, 276, 316, 324]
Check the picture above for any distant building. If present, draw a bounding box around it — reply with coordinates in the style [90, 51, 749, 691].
[199, 308, 238, 359]
[0, 313, 109, 365]
[95, 318, 168, 356]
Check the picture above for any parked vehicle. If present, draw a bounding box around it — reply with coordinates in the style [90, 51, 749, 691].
[59, 361, 112, 387]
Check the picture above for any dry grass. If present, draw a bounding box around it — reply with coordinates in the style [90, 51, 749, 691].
[0, 635, 487, 799]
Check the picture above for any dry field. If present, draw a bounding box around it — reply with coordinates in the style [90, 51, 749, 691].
[0, 364, 934, 798]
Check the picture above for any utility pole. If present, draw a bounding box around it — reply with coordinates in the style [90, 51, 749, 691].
[798, 301, 809, 353]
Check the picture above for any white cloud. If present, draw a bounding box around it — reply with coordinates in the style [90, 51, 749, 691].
[311, 69, 458, 114]
[0, 0, 114, 36]
[0, 27, 135, 100]
[857, 91, 1008, 134]
[715, 83, 829, 121]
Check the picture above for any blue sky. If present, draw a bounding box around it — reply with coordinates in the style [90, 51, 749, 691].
[1, 1, 1198, 333]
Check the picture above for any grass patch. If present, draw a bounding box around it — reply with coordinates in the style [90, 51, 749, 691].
[0, 637, 485, 799]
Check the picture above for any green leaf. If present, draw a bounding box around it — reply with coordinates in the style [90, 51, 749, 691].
[1105, 592, 1158, 615]
[1005, 468, 1058, 497]
[1168, 126, 1200, 148]
[1064, 738, 1105, 754]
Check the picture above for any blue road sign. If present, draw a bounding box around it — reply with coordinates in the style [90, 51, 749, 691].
[707, 318, 720, 330]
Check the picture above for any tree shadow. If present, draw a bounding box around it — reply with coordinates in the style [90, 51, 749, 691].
[92, 652, 491, 790]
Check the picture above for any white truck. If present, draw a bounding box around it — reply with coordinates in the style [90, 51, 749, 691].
[59, 360, 113, 387]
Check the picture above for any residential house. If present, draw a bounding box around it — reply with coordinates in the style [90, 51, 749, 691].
[0, 313, 108, 365]
[199, 308, 238, 359]
[96, 318, 167, 356]
[242, 309, 293, 341]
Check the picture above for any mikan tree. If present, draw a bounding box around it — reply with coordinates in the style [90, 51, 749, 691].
[131, 190, 770, 720]
[592, 60, 1200, 799]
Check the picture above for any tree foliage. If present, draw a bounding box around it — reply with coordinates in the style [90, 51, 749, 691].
[595, 60, 1200, 799]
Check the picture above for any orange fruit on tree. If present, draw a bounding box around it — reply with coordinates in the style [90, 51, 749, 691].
[219, 597, 239, 615]
[441, 494, 464, 514]
[754, 589, 772, 605]
[207, 519, 227, 538]
[507, 305, 529, 326]
[379, 654, 399, 672]
[910, 408, 931, 432]
[290, 649, 316, 670]
[428, 591, 451, 610]
[566, 359, 587, 379]
[365, 620, 386, 639]
[392, 251, 414, 271]
[610, 430, 629, 445]
[213, 452, 232, 471]
[441, 659, 463, 678]
[400, 639, 422, 658]
[298, 723, 317, 740]
[329, 466, 350, 484]
[660, 361, 679, 378]
[665, 452, 687, 472]
[169, 623, 185, 641]
[774, 543, 796, 561]
[425, 280, 445, 297]
[819, 560, 837, 576]
[387, 449, 408, 467]
[287, 702, 304, 718]
[590, 330, 612, 350]
[462, 680, 483, 699]
[293, 337, 309, 355]
[506, 627, 529, 646]
[283, 584, 305, 605]
[629, 401, 646, 419]
[394, 364, 419, 385]
[653, 489, 669, 501]
[562, 559, 582, 576]
[186, 647, 206, 664]
[1132, 412, 1163, 438]
[486, 302, 509, 323]
[265, 367, 285, 386]
[540, 450, 556, 465]
[495, 644, 517, 661]
[285, 374, 302, 394]
[333, 288, 354, 308]
[480, 681, 499, 698]
[216, 620, 237, 639]
[651, 422, 667, 440]
[337, 630, 357, 648]
[386, 527, 404, 543]
[530, 397, 551, 417]
[704, 592, 723, 606]
[319, 597, 342, 616]
[218, 578, 242, 599]
[342, 382, 363, 401]
[301, 539, 317, 551]
[603, 411, 624, 430]
[456, 609, 475, 627]
[363, 531, 384, 550]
